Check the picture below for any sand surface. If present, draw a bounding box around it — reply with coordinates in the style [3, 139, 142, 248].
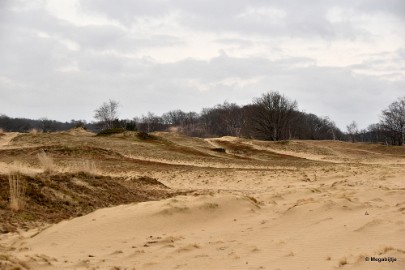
[0, 132, 404, 269]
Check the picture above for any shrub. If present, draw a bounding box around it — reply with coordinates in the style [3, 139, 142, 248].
[74, 121, 86, 129]
[125, 121, 137, 131]
[96, 128, 125, 136]
[136, 132, 157, 140]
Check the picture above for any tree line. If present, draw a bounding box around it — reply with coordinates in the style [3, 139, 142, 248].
[345, 96, 405, 146]
[94, 92, 345, 141]
[0, 115, 95, 133]
[2, 91, 404, 145]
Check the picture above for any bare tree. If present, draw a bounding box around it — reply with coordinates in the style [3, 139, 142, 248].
[40, 117, 56, 132]
[162, 110, 188, 125]
[94, 99, 120, 130]
[346, 121, 358, 142]
[219, 102, 246, 137]
[380, 97, 405, 145]
[247, 91, 297, 141]
[137, 112, 165, 133]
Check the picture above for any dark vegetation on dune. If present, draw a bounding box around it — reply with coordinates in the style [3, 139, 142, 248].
[0, 172, 183, 233]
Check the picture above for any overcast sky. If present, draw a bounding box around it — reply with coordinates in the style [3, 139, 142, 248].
[0, 0, 404, 130]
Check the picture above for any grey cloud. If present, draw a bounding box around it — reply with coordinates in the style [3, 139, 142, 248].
[214, 38, 254, 47]
[0, 2, 181, 57]
[67, 25, 182, 52]
[0, 0, 404, 130]
[3, 49, 402, 130]
[80, 0, 374, 40]
[356, 0, 405, 20]
[81, 0, 172, 24]
[150, 56, 404, 129]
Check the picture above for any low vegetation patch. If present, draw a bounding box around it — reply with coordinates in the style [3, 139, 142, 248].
[211, 147, 226, 153]
[136, 131, 158, 140]
[96, 128, 125, 136]
[0, 172, 187, 233]
[135, 176, 168, 188]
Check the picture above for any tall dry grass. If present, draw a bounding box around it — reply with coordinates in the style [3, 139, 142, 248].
[29, 128, 41, 134]
[75, 160, 98, 175]
[37, 151, 55, 172]
[8, 171, 27, 212]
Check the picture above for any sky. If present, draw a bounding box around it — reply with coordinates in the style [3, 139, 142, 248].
[0, 0, 404, 130]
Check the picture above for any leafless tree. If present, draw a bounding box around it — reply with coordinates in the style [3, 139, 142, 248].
[248, 91, 297, 141]
[346, 121, 358, 142]
[137, 112, 165, 133]
[162, 110, 188, 125]
[219, 102, 246, 137]
[199, 102, 246, 137]
[40, 117, 56, 132]
[94, 99, 120, 130]
[380, 97, 405, 145]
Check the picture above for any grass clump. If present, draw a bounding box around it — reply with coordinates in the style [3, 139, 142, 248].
[8, 172, 27, 212]
[37, 151, 55, 172]
[75, 160, 98, 175]
[211, 147, 226, 153]
[338, 257, 347, 267]
[201, 202, 219, 210]
[29, 128, 40, 134]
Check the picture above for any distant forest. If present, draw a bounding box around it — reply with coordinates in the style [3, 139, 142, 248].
[1, 91, 404, 146]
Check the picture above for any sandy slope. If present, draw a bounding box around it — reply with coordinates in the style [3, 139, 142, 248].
[1, 132, 404, 270]
[0, 132, 18, 148]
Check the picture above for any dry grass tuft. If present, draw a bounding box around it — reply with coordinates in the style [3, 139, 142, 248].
[379, 246, 405, 255]
[37, 151, 55, 172]
[75, 160, 98, 175]
[8, 171, 27, 212]
[29, 128, 40, 134]
[338, 257, 347, 267]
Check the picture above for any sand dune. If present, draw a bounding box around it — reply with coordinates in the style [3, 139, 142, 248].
[6, 186, 405, 270]
[0, 132, 404, 269]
